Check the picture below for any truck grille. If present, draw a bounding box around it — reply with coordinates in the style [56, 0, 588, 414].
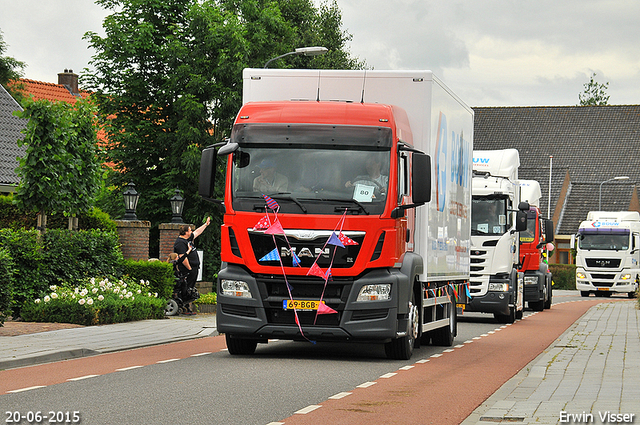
[249, 231, 364, 268]
[585, 258, 621, 268]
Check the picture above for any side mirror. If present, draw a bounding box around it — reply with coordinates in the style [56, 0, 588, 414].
[545, 219, 555, 243]
[518, 201, 530, 211]
[570, 234, 576, 249]
[412, 152, 431, 205]
[199, 146, 218, 199]
[515, 210, 527, 232]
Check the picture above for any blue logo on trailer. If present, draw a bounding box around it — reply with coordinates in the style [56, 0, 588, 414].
[436, 112, 447, 212]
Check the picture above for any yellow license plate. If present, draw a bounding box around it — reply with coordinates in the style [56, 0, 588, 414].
[597, 287, 609, 291]
[283, 300, 321, 310]
[456, 303, 466, 311]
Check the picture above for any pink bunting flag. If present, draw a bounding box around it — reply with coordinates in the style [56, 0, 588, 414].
[317, 302, 337, 315]
[306, 262, 325, 278]
[253, 214, 271, 231]
[265, 220, 285, 235]
[338, 232, 359, 246]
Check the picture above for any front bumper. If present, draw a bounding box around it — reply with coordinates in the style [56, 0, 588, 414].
[216, 264, 405, 342]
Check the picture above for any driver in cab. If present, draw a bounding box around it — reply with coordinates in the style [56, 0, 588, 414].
[345, 157, 388, 198]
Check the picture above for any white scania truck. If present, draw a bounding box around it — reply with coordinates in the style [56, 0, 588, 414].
[574, 211, 640, 298]
[466, 149, 528, 323]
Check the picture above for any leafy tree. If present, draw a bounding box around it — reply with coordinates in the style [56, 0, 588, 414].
[579, 72, 610, 106]
[13, 98, 102, 228]
[83, 0, 364, 279]
[0, 30, 26, 102]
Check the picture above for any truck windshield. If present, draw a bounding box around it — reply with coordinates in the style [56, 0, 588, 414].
[519, 210, 537, 243]
[230, 146, 391, 215]
[471, 197, 508, 235]
[578, 230, 630, 250]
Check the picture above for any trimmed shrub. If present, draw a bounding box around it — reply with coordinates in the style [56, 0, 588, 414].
[122, 259, 174, 300]
[20, 277, 165, 325]
[0, 229, 45, 315]
[0, 248, 14, 325]
[40, 229, 123, 288]
[549, 263, 576, 290]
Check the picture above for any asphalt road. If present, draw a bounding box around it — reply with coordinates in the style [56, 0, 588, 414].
[0, 291, 608, 425]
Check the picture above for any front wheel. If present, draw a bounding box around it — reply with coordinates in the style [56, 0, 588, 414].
[385, 292, 418, 360]
[495, 306, 516, 324]
[164, 299, 180, 316]
[580, 291, 591, 297]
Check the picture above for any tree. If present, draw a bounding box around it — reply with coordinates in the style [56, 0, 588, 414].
[13, 98, 102, 230]
[0, 30, 26, 102]
[579, 72, 610, 106]
[83, 0, 364, 278]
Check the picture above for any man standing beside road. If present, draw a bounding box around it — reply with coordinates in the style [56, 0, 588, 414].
[174, 217, 211, 314]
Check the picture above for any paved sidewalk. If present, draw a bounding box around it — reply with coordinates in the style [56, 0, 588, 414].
[0, 314, 217, 370]
[462, 300, 640, 425]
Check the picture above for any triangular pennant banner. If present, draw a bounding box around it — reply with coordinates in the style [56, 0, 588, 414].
[265, 220, 285, 235]
[292, 252, 301, 267]
[258, 248, 280, 262]
[324, 267, 333, 280]
[263, 194, 279, 211]
[338, 232, 359, 246]
[327, 232, 345, 248]
[317, 302, 337, 315]
[306, 262, 325, 278]
[253, 214, 271, 231]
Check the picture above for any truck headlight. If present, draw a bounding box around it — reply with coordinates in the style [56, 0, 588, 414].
[621, 273, 632, 280]
[524, 276, 538, 285]
[576, 272, 586, 279]
[220, 279, 252, 298]
[357, 284, 391, 301]
[488, 283, 509, 292]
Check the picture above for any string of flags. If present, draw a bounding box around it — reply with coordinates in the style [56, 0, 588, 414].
[254, 194, 361, 338]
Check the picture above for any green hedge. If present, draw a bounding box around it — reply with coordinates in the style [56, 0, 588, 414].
[122, 259, 175, 300]
[0, 228, 124, 316]
[549, 263, 576, 290]
[0, 248, 14, 325]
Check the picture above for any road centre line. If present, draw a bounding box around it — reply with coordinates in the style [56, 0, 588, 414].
[294, 405, 322, 414]
[7, 386, 46, 393]
[67, 375, 99, 381]
[328, 392, 352, 399]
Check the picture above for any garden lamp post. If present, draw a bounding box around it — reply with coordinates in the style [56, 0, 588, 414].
[123, 182, 140, 220]
[170, 189, 185, 223]
[263, 46, 328, 68]
[599, 176, 629, 210]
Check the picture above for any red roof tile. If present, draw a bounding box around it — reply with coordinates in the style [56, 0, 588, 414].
[15, 78, 90, 103]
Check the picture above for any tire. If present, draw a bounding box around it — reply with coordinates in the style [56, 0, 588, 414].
[544, 282, 552, 309]
[431, 300, 456, 346]
[385, 291, 418, 360]
[628, 291, 637, 299]
[529, 300, 544, 312]
[225, 334, 258, 355]
[164, 299, 180, 316]
[580, 291, 590, 297]
[495, 306, 516, 324]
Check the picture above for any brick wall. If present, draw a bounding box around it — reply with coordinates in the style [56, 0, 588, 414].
[115, 220, 151, 261]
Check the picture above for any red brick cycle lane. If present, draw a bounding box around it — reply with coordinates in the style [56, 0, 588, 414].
[279, 299, 613, 425]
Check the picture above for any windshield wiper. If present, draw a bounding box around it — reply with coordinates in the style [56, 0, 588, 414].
[322, 198, 369, 215]
[270, 193, 307, 213]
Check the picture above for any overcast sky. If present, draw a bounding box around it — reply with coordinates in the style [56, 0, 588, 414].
[1, 0, 639, 107]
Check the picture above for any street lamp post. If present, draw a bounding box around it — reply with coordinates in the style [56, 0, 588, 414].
[170, 189, 185, 224]
[123, 182, 140, 220]
[599, 176, 629, 210]
[263, 46, 328, 68]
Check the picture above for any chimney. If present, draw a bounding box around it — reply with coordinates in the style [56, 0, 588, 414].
[58, 69, 79, 96]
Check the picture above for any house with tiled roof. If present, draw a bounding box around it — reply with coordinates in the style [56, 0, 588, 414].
[0, 70, 89, 194]
[474, 105, 640, 263]
[0, 84, 26, 194]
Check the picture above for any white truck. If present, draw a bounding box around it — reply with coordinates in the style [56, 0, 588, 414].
[465, 149, 528, 323]
[574, 211, 640, 298]
[199, 69, 473, 359]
